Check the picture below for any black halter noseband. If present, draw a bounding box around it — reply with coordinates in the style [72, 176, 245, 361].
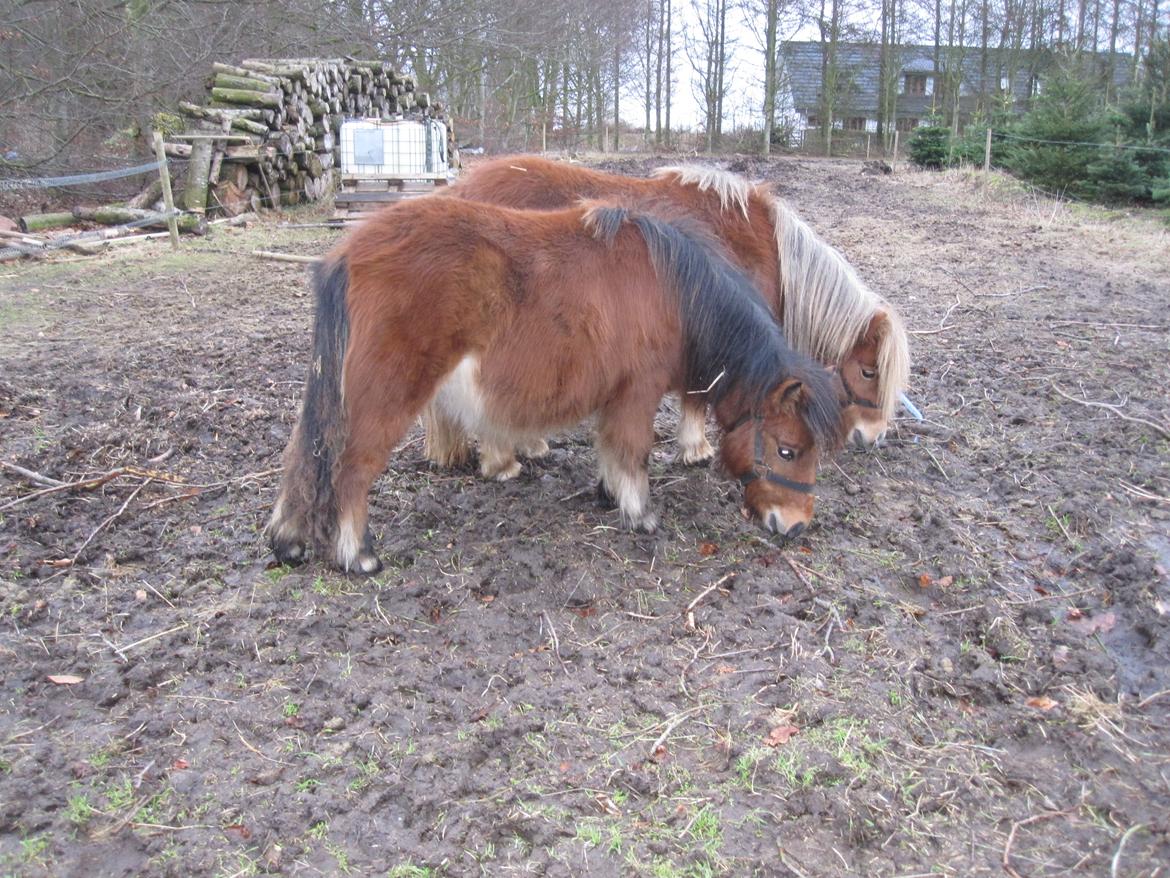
[728, 413, 816, 495]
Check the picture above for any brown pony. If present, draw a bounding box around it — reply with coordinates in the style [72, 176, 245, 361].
[425, 156, 909, 478]
[267, 198, 841, 573]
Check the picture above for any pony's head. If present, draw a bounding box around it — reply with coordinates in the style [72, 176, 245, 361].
[835, 307, 910, 448]
[717, 367, 841, 541]
[769, 197, 910, 449]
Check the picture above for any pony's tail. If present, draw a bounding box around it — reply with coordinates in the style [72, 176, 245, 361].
[267, 257, 351, 564]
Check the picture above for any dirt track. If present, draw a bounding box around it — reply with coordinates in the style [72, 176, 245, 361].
[1, 157, 1168, 877]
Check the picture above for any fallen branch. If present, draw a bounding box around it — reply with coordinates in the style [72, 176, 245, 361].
[252, 250, 319, 264]
[1051, 383, 1170, 440]
[0, 461, 66, 488]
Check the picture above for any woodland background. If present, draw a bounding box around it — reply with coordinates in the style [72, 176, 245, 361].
[0, 0, 1167, 200]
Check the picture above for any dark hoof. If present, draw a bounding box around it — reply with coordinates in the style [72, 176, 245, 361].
[596, 479, 617, 509]
[271, 538, 308, 567]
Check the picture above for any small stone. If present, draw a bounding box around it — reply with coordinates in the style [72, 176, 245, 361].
[323, 716, 346, 732]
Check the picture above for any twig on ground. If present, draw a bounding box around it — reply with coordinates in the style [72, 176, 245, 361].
[0, 461, 65, 487]
[0, 467, 128, 512]
[232, 719, 291, 766]
[1111, 824, 1145, 878]
[70, 478, 152, 565]
[784, 557, 815, 590]
[1051, 383, 1170, 440]
[1002, 807, 1076, 878]
[252, 249, 319, 264]
[1045, 504, 1077, 547]
[647, 706, 704, 761]
[542, 611, 568, 675]
[683, 571, 736, 630]
[777, 847, 812, 878]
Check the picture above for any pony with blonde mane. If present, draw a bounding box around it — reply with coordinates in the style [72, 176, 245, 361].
[427, 157, 909, 479]
[267, 196, 842, 572]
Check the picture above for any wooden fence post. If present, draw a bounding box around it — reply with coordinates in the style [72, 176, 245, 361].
[152, 131, 181, 251]
[984, 128, 993, 172]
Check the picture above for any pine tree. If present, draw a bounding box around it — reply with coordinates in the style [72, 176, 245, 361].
[1006, 56, 1106, 198]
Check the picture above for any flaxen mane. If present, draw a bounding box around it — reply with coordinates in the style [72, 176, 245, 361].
[655, 164, 909, 422]
[767, 199, 910, 423]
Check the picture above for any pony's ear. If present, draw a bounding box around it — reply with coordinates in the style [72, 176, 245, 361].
[865, 309, 890, 343]
[766, 377, 806, 415]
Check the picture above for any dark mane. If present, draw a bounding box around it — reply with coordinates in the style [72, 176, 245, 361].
[590, 207, 840, 449]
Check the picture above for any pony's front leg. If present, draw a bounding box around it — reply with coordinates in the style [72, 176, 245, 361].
[478, 437, 522, 481]
[677, 394, 715, 465]
[422, 401, 474, 468]
[596, 391, 661, 534]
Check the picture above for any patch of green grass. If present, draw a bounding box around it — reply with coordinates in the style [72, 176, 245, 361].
[325, 840, 352, 874]
[307, 820, 329, 841]
[282, 700, 300, 718]
[295, 777, 320, 793]
[347, 757, 381, 794]
[733, 746, 769, 791]
[575, 822, 603, 847]
[65, 791, 97, 826]
[265, 564, 293, 584]
[103, 777, 136, 811]
[19, 834, 50, 865]
[688, 805, 723, 859]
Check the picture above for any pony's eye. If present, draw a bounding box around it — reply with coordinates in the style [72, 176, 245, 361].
[861, 368, 877, 380]
[777, 447, 796, 462]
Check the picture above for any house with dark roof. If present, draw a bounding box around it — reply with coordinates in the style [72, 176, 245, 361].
[779, 40, 1130, 140]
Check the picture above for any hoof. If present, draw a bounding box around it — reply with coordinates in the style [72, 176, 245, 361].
[271, 538, 307, 567]
[483, 458, 522, 481]
[347, 551, 384, 576]
[679, 439, 716, 466]
[623, 510, 659, 534]
[517, 438, 551, 459]
[596, 479, 617, 509]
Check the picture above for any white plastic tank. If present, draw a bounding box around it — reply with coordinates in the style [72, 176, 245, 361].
[339, 118, 448, 178]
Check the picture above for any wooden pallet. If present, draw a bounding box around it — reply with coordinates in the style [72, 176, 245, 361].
[333, 176, 448, 218]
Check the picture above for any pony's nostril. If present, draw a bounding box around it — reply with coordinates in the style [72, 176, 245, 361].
[785, 521, 806, 540]
[851, 429, 867, 449]
[765, 511, 782, 534]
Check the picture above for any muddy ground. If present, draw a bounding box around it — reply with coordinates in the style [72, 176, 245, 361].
[1, 157, 1168, 877]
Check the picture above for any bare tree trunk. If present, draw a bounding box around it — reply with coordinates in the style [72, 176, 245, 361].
[666, 0, 673, 146]
[762, 0, 779, 155]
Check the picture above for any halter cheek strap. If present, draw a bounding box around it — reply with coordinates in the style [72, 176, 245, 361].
[728, 413, 817, 495]
[840, 373, 881, 410]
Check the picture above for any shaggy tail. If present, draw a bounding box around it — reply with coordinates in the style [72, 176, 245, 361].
[267, 257, 351, 563]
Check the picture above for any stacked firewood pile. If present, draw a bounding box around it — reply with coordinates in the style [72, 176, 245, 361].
[167, 58, 454, 216]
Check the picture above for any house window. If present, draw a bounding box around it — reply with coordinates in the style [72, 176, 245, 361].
[806, 115, 820, 128]
[904, 74, 928, 96]
[846, 117, 867, 131]
[999, 75, 1010, 91]
[1030, 75, 1043, 96]
[895, 117, 919, 133]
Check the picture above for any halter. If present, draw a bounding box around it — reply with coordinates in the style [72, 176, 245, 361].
[728, 413, 816, 495]
[839, 372, 881, 411]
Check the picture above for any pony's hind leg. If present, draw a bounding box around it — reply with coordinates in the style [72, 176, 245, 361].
[332, 367, 442, 574]
[677, 394, 715, 465]
[596, 389, 662, 533]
